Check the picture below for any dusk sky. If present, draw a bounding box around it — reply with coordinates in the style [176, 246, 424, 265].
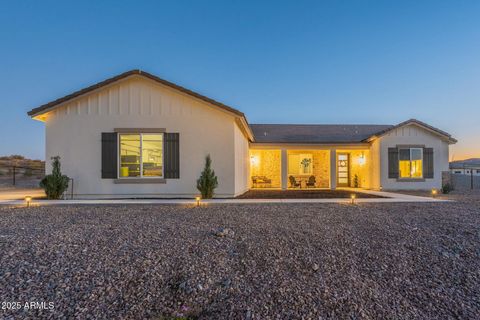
[1, 1, 479, 160]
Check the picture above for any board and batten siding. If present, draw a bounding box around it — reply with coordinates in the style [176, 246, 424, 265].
[377, 124, 449, 190]
[44, 75, 249, 198]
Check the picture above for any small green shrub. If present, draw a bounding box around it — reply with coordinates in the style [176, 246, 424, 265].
[196, 154, 218, 199]
[441, 183, 453, 194]
[40, 156, 69, 199]
[353, 174, 360, 188]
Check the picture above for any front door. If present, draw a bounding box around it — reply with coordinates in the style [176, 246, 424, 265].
[337, 154, 350, 187]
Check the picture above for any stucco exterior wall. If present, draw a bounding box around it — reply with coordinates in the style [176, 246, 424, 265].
[369, 139, 381, 190]
[378, 124, 450, 190]
[249, 149, 282, 188]
[44, 76, 248, 198]
[234, 123, 250, 196]
[347, 150, 370, 188]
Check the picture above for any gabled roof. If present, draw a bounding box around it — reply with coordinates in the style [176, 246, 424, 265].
[27, 70, 456, 145]
[250, 119, 456, 145]
[250, 124, 393, 144]
[28, 70, 244, 117]
[27, 69, 254, 140]
[364, 118, 457, 144]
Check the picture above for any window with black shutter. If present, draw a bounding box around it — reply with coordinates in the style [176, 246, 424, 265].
[164, 133, 180, 179]
[423, 148, 434, 179]
[101, 132, 118, 179]
[388, 148, 399, 179]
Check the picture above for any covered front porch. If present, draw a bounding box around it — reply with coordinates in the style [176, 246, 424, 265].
[249, 147, 370, 190]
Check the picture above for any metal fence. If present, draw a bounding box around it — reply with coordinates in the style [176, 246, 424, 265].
[445, 172, 480, 190]
[0, 164, 45, 188]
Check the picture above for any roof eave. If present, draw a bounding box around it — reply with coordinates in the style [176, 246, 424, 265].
[364, 119, 457, 144]
[27, 69, 247, 119]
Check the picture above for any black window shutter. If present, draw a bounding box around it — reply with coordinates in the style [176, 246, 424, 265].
[388, 148, 399, 179]
[164, 133, 180, 179]
[101, 132, 118, 179]
[423, 148, 434, 179]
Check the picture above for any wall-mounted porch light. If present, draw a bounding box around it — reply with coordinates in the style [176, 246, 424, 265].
[358, 152, 366, 166]
[250, 155, 259, 166]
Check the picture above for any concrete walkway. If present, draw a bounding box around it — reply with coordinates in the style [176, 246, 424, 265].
[0, 189, 447, 206]
[0, 187, 45, 200]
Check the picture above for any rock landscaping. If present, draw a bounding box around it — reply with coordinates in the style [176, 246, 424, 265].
[0, 191, 479, 319]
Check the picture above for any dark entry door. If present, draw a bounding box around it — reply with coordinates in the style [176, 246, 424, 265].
[337, 154, 350, 187]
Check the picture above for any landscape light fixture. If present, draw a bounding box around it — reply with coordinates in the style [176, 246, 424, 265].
[431, 189, 438, 197]
[25, 196, 32, 208]
[195, 196, 201, 207]
[350, 194, 356, 204]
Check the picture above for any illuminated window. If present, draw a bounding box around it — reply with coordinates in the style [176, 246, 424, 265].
[288, 153, 313, 175]
[119, 133, 163, 178]
[399, 148, 422, 178]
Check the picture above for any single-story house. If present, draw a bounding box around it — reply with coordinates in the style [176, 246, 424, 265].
[28, 70, 457, 198]
[450, 158, 480, 175]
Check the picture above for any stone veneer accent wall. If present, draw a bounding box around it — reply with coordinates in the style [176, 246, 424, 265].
[287, 150, 330, 188]
[348, 150, 370, 188]
[312, 151, 330, 188]
[250, 150, 281, 188]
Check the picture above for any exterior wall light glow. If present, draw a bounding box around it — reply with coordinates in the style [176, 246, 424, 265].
[250, 155, 259, 166]
[358, 153, 366, 166]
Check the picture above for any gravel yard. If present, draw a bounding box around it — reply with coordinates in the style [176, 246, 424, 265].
[1, 192, 479, 319]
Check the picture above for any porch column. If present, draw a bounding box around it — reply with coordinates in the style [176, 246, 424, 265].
[281, 149, 288, 190]
[330, 149, 337, 190]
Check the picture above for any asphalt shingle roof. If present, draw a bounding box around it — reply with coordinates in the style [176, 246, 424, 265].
[250, 124, 394, 143]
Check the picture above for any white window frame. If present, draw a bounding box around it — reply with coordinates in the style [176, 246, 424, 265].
[399, 147, 423, 179]
[118, 133, 164, 179]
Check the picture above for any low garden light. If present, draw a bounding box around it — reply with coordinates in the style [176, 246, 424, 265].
[25, 196, 32, 208]
[195, 196, 201, 207]
[431, 188, 438, 197]
[350, 194, 356, 204]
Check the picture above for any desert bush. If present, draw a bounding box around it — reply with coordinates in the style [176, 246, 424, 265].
[353, 174, 360, 188]
[196, 154, 218, 199]
[40, 156, 69, 199]
[441, 182, 454, 194]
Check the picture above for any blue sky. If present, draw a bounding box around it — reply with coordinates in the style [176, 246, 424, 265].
[1, 0, 479, 160]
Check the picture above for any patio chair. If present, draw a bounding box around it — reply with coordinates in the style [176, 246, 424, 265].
[260, 176, 272, 187]
[306, 175, 316, 188]
[252, 176, 272, 188]
[251, 176, 259, 188]
[289, 175, 301, 188]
